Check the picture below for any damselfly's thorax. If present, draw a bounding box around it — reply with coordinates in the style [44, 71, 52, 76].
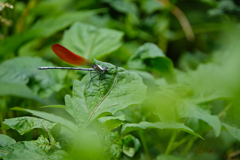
[93, 65, 108, 72]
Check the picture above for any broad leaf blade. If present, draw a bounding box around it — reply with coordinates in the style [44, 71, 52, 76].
[0, 57, 67, 100]
[62, 22, 124, 59]
[11, 107, 77, 133]
[65, 60, 147, 127]
[121, 122, 202, 139]
[2, 117, 55, 135]
[178, 101, 221, 137]
[31, 10, 103, 37]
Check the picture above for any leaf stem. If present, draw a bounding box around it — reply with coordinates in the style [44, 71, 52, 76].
[181, 135, 198, 156]
[138, 130, 151, 160]
[218, 102, 232, 118]
[165, 130, 177, 155]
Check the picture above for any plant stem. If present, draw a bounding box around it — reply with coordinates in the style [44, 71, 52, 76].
[165, 130, 177, 155]
[139, 130, 151, 160]
[181, 136, 198, 156]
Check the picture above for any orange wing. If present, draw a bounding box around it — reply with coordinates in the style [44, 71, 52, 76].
[52, 44, 93, 67]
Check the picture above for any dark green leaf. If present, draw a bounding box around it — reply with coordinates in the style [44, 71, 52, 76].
[122, 134, 141, 157]
[127, 43, 176, 83]
[65, 60, 147, 127]
[61, 22, 124, 59]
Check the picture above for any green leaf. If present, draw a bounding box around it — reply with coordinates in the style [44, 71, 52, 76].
[30, 10, 104, 38]
[45, 150, 72, 160]
[127, 43, 176, 83]
[61, 22, 124, 59]
[2, 117, 56, 135]
[2, 142, 47, 160]
[177, 101, 221, 137]
[0, 135, 16, 147]
[30, 135, 51, 152]
[121, 122, 202, 139]
[223, 123, 240, 141]
[0, 30, 40, 58]
[65, 60, 147, 127]
[2, 141, 71, 160]
[141, 0, 164, 14]
[11, 107, 77, 133]
[98, 115, 125, 132]
[179, 63, 231, 103]
[122, 134, 141, 157]
[0, 134, 16, 158]
[0, 57, 67, 100]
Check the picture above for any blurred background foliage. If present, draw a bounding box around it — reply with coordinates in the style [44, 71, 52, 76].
[1, 0, 240, 159]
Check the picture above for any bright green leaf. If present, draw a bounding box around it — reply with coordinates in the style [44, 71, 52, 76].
[223, 123, 240, 141]
[65, 60, 147, 127]
[177, 101, 221, 137]
[121, 122, 202, 139]
[98, 115, 125, 132]
[61, 22, 124, 59]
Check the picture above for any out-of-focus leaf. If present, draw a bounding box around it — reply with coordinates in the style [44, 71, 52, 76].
[45, 150, 72, 160]
[122, 134, 141, 157]
[11, 107, 77, 133]
[156, 154, 188, 160]
[2, 116, 55, 135]
[61, 22, 124, 59]
[103, 0, 138, 15]
[179, 63, 232, 103]
[31, 10, 104, 38]
[121, 122, 202, 139]
[222, 123, 240, 141]
[0, 30, 40, 58]
[98, 115, 125, 132]
[141, 0, 164, 14]
[0, 57, 67, 100]
[177, 101, 221, 137]
[127, 43, 176, 83]
[148, 85, 221, 136]
[65, 60, 147, 127]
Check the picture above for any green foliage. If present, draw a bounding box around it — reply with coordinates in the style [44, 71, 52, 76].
[1, 0, 240, 159]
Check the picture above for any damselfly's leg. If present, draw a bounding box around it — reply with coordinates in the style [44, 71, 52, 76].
[102, 71, 110, 86]
[88, 72, 100, 88]
[100, 72, 107, 90]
